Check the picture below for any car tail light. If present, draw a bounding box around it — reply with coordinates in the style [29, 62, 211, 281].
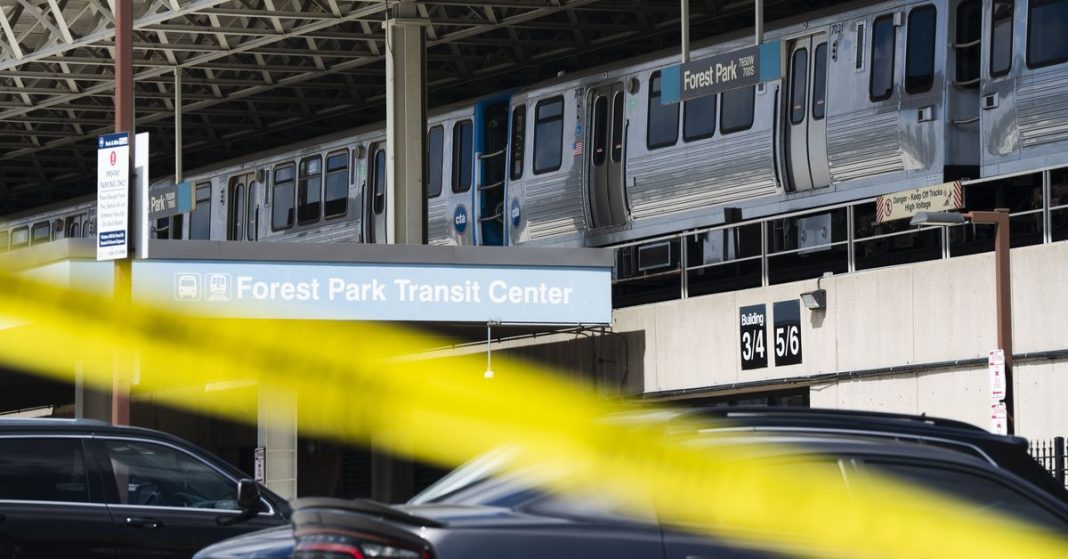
[295, 533, 430, 559]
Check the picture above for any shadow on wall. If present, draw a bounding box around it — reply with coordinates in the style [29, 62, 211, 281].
[809, 307, 826, 329]
[506, 329, 647, 397]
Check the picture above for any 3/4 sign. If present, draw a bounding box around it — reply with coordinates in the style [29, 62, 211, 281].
[773, 300, 803, 366]
[739, 304, 767, 370]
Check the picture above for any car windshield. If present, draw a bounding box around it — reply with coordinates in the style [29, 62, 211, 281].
[408, 447, 518, 505]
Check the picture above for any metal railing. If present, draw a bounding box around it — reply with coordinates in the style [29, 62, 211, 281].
[1029, 436, 1066, 487]
[612, 169, 1067, 308]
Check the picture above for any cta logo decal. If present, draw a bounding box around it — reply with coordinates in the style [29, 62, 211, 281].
[511, 198, 521, 229]
[454, 204, 468, 235]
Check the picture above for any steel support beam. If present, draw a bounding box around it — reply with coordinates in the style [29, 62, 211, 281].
[111, 0, 134, 427]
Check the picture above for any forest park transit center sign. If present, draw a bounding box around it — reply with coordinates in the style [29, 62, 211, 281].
[132, 259, 611, 325]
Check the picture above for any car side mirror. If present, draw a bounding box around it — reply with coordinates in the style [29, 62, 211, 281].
[236, 479, 261, 513]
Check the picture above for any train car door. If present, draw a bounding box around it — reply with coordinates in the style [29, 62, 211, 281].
[784, 34, 830, 192]
[586, 82, 627, 228]
[226, 171, 256, 241]
[364, 141, 388, 244]
[475, 100, 509, 245]
[979, 0, 1016, 168]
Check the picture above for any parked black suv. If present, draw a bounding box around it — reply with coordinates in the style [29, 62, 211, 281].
[196, 407, 1068, 558]
[0, 418, 290, 558]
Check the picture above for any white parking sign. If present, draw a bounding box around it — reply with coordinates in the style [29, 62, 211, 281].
[97, 132, 130, 261]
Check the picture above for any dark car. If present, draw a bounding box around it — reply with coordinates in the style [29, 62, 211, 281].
[195, 407, 1068, 558]
[0, 418, 290, 558]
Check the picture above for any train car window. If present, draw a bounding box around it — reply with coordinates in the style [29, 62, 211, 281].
[190, 183, 211, 240]
[452, 119, 473, 192]
[30, 221, 50, 245]
[856, 21, 866, 70]
[10, 227, 28, 249]
[720, 86, 755, 134]
[272, 164, 296, 231]
[533, 97, 564, 174]
[298, 155, 323, 225]
[325, 150, 349, 218]
[813, 43, 828, 120]
[173, 214, 184, 240]
[870, 14, 896, 101]
[683, 94, 717, 142]
[510, 105, 526, 179]
[647, 71, 680, 149]
[155, 217, 171, 239]
[905, 5, 937, 94]
[52, 219, 63, 241]
[957, 1, 982, 83]
[228, 182, 246, 240]
[612, 93, 625, 162]
[790, 47, 809, 124]
[1028, 0, 1068, 68]
[246, 182, 257, 241]
[593, 95, 609, 166]
[373, 147, 387, 215]
[0, 230, 7, 251]
[427, 127, 444, 198]
[991, 1, 1014, 77]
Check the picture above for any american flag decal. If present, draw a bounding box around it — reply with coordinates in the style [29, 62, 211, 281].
[572, 141, 583, 157]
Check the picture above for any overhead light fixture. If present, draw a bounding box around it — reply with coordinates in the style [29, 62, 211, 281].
[909, 211, 967, 227]
[800, 288, 827, 310]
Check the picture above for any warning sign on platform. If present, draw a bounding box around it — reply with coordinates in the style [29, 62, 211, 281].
[97, 132, 130, 261]
[875, 180, 962, 223]
[989, 349, 1006, 402]
[991, 402, 1008, 436]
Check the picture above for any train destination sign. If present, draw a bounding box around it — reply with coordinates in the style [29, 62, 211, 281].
[148, 181, 195, 221]
[875, 180, 963, 223]
[661, 41, 784, 104]
[132, 260, 611, 325]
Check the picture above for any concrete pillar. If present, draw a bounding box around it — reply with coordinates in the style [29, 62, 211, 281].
[74, 364, 111, 421]
[257, 384, 297, 499]
[385, 2, 428, 245]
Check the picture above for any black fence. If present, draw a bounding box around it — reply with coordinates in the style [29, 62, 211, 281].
[1029, 437, 1066, 487]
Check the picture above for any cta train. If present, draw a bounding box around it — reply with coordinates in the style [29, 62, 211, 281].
[3, 0, 1066, 270]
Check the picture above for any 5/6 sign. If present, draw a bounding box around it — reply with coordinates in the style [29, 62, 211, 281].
[773, 300, 803, 366]
[739, 304, 767, 370]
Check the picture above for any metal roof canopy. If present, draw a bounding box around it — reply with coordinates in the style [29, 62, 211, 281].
[0, 0, 859, 214]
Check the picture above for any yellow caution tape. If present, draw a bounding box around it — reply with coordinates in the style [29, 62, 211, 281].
[0, 271, 1066, 558]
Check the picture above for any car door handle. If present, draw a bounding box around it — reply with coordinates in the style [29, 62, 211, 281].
[125, 517, 164, 529]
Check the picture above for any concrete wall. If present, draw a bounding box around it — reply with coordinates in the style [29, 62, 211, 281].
[609, 241, 1068, 438]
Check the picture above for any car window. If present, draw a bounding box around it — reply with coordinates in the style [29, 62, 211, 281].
[863, 460, 1068, 532]
[0, 438, 89, 503]
[103, 439, 238, 510]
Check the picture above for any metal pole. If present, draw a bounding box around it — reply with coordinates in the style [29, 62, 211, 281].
[681, 0, 690, 64]
[1056, 436, 1065, 486]
[485, 322, 494, 379]
[755, 0, 764, 45]
[111, 0, 134, 427]
[175, 69, 182, 183]
[967, 209, 1014, 435]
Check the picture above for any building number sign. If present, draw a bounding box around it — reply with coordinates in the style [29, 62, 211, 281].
[772, 300, 803, 366]
[739, 304, 767, 370]
[739, 301, 804, 370]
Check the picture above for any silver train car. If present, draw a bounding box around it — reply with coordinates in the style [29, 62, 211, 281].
[3, 0, 1067, 260]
